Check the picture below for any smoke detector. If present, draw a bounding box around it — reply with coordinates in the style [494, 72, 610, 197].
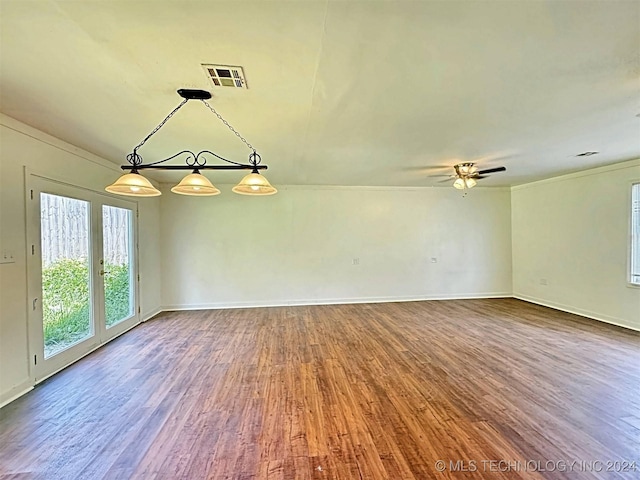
[202, 64, 248, 89]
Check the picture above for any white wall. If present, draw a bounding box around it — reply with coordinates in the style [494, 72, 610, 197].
[160, 185, 513, 309]
[0, 115, 162, 405]
[512, 159, 640, 331]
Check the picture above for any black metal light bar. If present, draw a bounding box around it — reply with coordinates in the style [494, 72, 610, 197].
[120, 89, 267, 173]
[123, 164, 267, 171]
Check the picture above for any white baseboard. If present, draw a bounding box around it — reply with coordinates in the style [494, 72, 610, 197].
[514, 293, 640, 333]
[0, 379, 33, 409]
[161, 292, 512, 312]
[142, 307, 162, 322]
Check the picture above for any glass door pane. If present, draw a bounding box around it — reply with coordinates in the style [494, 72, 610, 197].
[102, 205, 134, 328]
[40, 193, 93, 358]
[29, 176, 139, 381]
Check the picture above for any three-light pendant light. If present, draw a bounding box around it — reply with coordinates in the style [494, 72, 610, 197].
[105, 89, 277, 198]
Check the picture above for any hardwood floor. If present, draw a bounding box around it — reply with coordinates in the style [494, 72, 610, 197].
[1, 299, 639, 479]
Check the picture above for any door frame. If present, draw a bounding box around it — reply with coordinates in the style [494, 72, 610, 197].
[25, 171, 141, 382]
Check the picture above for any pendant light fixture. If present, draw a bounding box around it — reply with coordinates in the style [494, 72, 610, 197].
[105, 170, 162, 197]
[106, 89, 276, 197]
[232, 173, 277, 195]
[171, 170, 221, 196]
[232, 159, 277, 196]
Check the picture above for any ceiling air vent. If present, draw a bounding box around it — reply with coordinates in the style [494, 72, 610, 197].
[202, 64, 248, 89]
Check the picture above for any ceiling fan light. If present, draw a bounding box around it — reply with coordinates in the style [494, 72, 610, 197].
[465, 177, 477, 189]
[453, 177, 466, 190]
[105, 172, 161, 197]
[232, 172, 277, 196]
[171, 172, 221, 196]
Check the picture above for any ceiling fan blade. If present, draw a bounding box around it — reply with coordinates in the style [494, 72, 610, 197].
[402, 165, 452, 172]
[437, 178, 454, 183]
[477, 166, 506, 175]
[474, 175, 487, 179]
[428, 174, 453, 178]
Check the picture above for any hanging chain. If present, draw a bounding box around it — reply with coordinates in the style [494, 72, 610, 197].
[132, 98, 189, 152]
[200, 99, 255, 152]
[127, 96, 258, 168]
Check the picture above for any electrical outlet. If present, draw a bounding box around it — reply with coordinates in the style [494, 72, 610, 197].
[352, 258, 360, 265]
[0, 250, 15, 264]
[430, 257, 438, 263]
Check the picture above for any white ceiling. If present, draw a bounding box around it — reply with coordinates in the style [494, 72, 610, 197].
[1, 0, 639, 187]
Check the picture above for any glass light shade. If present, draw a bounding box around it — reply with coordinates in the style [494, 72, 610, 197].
[232, 172, 277, 196]
[171, 172, 220, 196]
[105, 172, 161, 197]
[453, 177, 465, 190]
[465, 177, 477, 189]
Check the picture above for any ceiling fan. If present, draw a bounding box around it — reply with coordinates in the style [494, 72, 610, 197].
[436, 163, 507, 190]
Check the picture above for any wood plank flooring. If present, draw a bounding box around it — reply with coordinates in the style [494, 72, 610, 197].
[1, 299, 639, 479]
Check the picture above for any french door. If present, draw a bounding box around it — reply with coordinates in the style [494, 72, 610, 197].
[27, 175, 139, 381]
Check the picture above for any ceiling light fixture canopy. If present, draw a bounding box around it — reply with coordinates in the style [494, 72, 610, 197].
[106, 89, 276, 197]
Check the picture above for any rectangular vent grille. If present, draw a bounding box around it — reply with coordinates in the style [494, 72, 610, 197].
[202, 64, 247, 89]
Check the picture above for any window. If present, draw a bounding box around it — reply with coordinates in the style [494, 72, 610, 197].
[631, 183, 640, 285]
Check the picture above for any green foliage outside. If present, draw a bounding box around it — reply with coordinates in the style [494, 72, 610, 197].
[42, 259, 131, 356]
[104, 263, 132, 327]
